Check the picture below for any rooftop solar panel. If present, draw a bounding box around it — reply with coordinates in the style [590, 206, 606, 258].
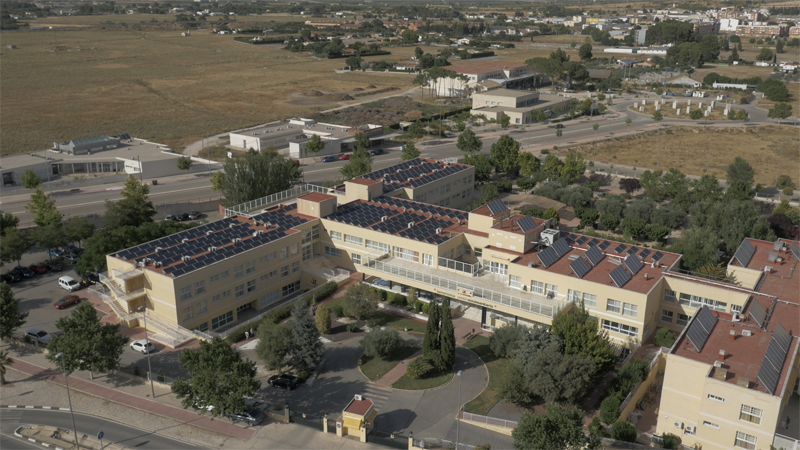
[570, 257, 591, 279]
[639, 249, 651, 260]
[624, 256, 643, 275]
[575, 236, 588, 246]
[598, 240, 611, 250]
[614, 244, 626, 254]
[773, 322, 792, 353]
[487, 199, 508, 216]
[757, 358, 780, 395]
[609, 265, 631, 288]
[651, 251, 664, 262]
[586, 246, 604, 266]
[792, 242, 800, 260]
[695, 307, 718, 334]
[686, 319, 710, 352]
[517, 215, 537, 234]
[764, 339, 787, 373]
[586, 239, 598, 248]
[537, 247, 559, 268]
[564, 234, 577, 243]
[734, 239, 756, 267]
[749, 300, 767, 327]
[626, 246, 639, 256]
[552, 239, 570, 257]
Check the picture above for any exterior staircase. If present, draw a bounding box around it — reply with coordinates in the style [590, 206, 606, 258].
[460, 305, 483, 323]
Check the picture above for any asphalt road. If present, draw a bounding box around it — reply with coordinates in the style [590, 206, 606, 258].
[0, 408, 197, 449]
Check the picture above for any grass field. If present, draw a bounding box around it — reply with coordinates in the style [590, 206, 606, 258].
[359, 346, 419, 382]
[392, 368, 454, 391]
[565, 125, 799, 186]
[462, 335, 511, 415]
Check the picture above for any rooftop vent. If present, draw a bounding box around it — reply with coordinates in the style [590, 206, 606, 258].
[208, 246, 217, 252]
[155, 247, 163, 252]
[713, 367, 727, 381]
[435, 227, 442, 234]
[354, 394, 362, 401]
[736, 377, 750, 388]
[381, 216, 388, 222]
[407, 222, 414, 228]
[528, 262, 537, 268]
[742, 329, 752, 337]
[138, 261, 146, 268]
[182, 256, 191, 262]
[206, 231, 213, 236]
[182, 238, 189, 244]
[154, 262, 162, 268]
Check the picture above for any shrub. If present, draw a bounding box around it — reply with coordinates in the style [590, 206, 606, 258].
[422, 303, 429, 314]
[599, 395, 621, 425]
[315, 305, 332, 335]
[610, 421, 637, 442]
[415, 301, 425, 313]
[517, 177, 537, 192]
[498, 179, 513, 193]
[332, 304, 345, 317]
[662, 433, 681, 449]
[406, 356, 434, 379]
[362, 328, 404, 358]
[588, 416, 605, 438]
[540, 149, 550, 155]
[224, 324, 253, 344]
[301, 281, 338, 306]
[783, 187, 794, 196]
[346, 323, 360, 333]
[389, 293, 407, 307]
[653, 327, 676, 348]
[296, 370, 310, 382]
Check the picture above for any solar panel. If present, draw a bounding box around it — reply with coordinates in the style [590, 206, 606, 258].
[487, 199, 508, 216]
[609, 265, 631, 288]
[686, 320, 710, 352]
[792, 242, 800, 260]
[734, 239, 755, 267]
[773, 322, 791, 353]
[586, 246, 604, 266]
[564, 234, 577, 243]
[696, 307, 718, 334]
[552, 239, 570, 257]
[598, 240, 611, 250]
[575, 236, 588, 246]
[624, 256, 643, 275]
[764, 339, 787, 372]
[537, 247, 559, 268]
[517, 215, 537, 234]
[587, 239, 598, 248]
[614, 244, 626, 254]
[757, 358, 780, 395]
[570, 257, 591, 279]
[626, 246, 639, 256]
[639, 249, 651, 260]
[652, 251, 664, 262]
[749, 300, 767, 327]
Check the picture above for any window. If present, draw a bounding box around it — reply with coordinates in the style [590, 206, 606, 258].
[545, 284, 558, 298]
[568, 289, 582, 303]
[366, 240, 390, 253]
[245, 261, 256, 274]
[209, 274, 219, 284]
[662, 310, 674, 323]
[212, 290, 230, 303]
[261, 270, 278, 281]
[676, 313, 689, 327]
[183, 306, 193, 321]
[247, 279, 257, 293]
[345, 235, 363, 246]
[734, 431, 757, 450]
[664, 289, 677, 302]
[679, 293, 727, 312]
[260, 290, 280, 309]
[211, 311, 233, 330]
[509, 275, 522, 289]
[601, 319, 639, 337]
[219, 270, 230, 280]
[582, 293, 597, 308]
[195, 280, 206, 295]
[324, 246, 342, 258]
[739, 405, 762, 425]
[731, 304, 744, 314]
[702, 421, 720, 429]
[302, 225, 319, 244]
[235, 284, 245, 298]
[291, 261, 300, 273]
[474, 248, 482, 258]
[455, 245, 463, 258]
[464, 246, 472, 256]
[707, 394, 725, 403]
[193, 322, 208, 333]
[290, 243, 298, 255]
[234, 265, 244, 279]
[444, 249, 454, 260]
[393, 247, 419, 262]
[423, 254, 434, 266]
[623, 303, 638, 318]
[352, 254, 361, 265]
[530, 280, 544, 295]
[282, 280, 301, 297]
[281, 265, 290, 277]
[487, 261, 508, 275]
[179, 286, 192, 302]
[607, 299, 622, 314]
[281, 248, 288, 259]
[330, 231, 342, 241]
[196, 300, 207, 316]
[302, 244, 313, 261]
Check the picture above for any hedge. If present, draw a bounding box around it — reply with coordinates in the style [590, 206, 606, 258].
[387, 106, 473, 130]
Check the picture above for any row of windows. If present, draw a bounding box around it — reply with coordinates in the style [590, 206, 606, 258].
[601, 319, 639, 337]
[661, 309, 689, 326]
[606, 299, 638, 318]
[665, 288, 733, 313]
[567, 290, 597, 308]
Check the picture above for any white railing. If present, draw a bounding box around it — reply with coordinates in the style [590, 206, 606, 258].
[775, 434, 800, 450]
[223, 184, 329, 218]
[438, 257, 482, 276]
[99, 272, 126, 300]
[88, 287, 134, 321]
[458, 412, 518, 429]
[360, 259, 564, 319]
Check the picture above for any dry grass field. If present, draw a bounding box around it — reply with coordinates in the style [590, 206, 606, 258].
[564, 125, 799, 186]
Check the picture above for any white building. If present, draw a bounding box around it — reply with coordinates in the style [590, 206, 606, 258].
[429, 61, 538, 98]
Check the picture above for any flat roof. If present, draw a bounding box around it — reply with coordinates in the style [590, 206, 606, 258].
[1, 138, 174, 171]
[347, 178, 382, 186]
[492, 214, 546, 236]
[474, 88, 538, 98]
[230, 121, 351, 141]
[299, 192, 336, 202]
[731, 238, 799, 302]
[355, 158, 471, 194]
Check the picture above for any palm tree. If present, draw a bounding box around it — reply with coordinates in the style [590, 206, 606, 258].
[0, 350, 12, 385]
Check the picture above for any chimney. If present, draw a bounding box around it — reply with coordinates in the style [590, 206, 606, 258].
[718, 349, 726, 361]
[714, 368, 728, 381]
[737, 377, 750, 388]
[644, 273, 650, 280]
[729, 329, 736, 340]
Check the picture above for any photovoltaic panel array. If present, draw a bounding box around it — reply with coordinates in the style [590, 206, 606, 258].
[487, 199, 508, 216]
[614, 243, 626, 254]
[748, 299, 767, 327]
[570, 257, 591, 279]
[792, 242, 800, 260]
[758, 357, 780, 395]
[377, 196, 468, 221]
[686, 316, 710, 352]
[624, 255, 643, 275]
[564, 234, 577, 243]
[575, 236, 588, 246]
[598, 240, 611, 250]
[537, 246, 559, 268]
[626, 246, 639, 256]
[586, 238, 599, 248]
[639, 249, 651, 260]
[759, 324, 791, 395]
[695, 306, 718, 334]
[764, 339, 788, 373]
[586, 245, 604, 266]
[552, 239, 570, 257]
[734, 239, 756, 268]
[773, 322, 791, 353]
[517, 215, 537, 234]
[651, 251, 664, 262]
[609, 265, 631, 288]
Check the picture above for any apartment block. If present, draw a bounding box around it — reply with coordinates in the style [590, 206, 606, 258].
[736, 24, 789, 37]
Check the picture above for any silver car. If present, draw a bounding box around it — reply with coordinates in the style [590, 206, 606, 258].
[26, 328, 52, 345]
[130, 339, 155, 354]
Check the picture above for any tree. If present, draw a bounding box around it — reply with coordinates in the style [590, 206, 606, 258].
[0, 211, 19, 237]
[551, 307, 615, 374]
[456, 129, 482, 156]
[490, 324, 532, 359]
[499, 115, 511, 129]
[255, 322, 292, 370]
[619, 178, 641, 194]
[610, 421, 637, 442]
[689, 109, 703, 120]
[46, 302, 129, 379]
[768, 102, 793, 121]
[415, 46, 423, 58]
[464, 154, 493, 184]
[401, 143, 420, 161]
[210, 171, 225, 192]
[728, 46, 740, 64]
[341, 136, 373, 179]
[777, 175, 795, 190]
[622, 216, 647, 238]
[579, 208, 600, 229]
[0, 228, 30, 267]
[362, 327, 403, 358]
[0, 349, 11, 385]
[0, 283, 28, 341]
[172, 336, 260, 416]
[578, 43, 593, 61]
[21, 169, 42, 190]
[33, 224, 64, 260]
[600, 214, 621, 232]
[669, 226, 720, 271]
[517, 152, 540, 177]
[63, 217, 95, 248]
[776, 39, 785, 53]
[663, 433, 681, 450]
[25, 188, 60, 227]
[756, 47, 774, 62]
[422, 298, 442, 368]
[512, 403, 590, 450]
[315, 304, 331, 335]
[653, 327, 676, 348]
[439, 298, 455, 371]
[305, 134, 325, 156]
[498, 364, 533, 406]
[542, 206, 560, 224]
[104, 176, 158, 228]
[479, 184, 499, 206]
[624, 198, 657, 222]
[343, 283, 379, 321]
[177, 156, 193, 174]
[406, 120, 424, 138]
[597, 195, 627, 219]
[560, 152, 586, 185]
[290, 301, 324, 371]
[652, 110, 663, 121]
[215, 150, 302, 207]
[726, 156, 756, 184]
[699, 34, 721, 62]
[599, 395, 621, 425]
[490, 135, 521, 174]
[759, 79, 789, 102]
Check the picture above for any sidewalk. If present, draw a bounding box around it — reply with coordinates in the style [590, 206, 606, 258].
[375, 349, 421, 388]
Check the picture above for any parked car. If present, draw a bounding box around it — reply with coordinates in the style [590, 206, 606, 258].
[66, 244, 80, 254]
[58, 276, 82, 292]
[25, 328, 52, 345]
[44, 261, 63, 272]
[2, 272, 21, 283]
[188, 211, 201, 220]
[225, 408, 265, 426]
[164, 214, 176, 221]
[13, 266, 35, 278]
[370, 148, 385, 156]
[321, 156, 337, 163]
[54, 295, 81, 309]
[48, 248, 65, 258]
[80, 273, 100, 287]
[554, 123, 565, 129]
[64, 253, 81, 264]
[130, 339, 155, 354]
[267, 374, 300, 390]
[29, 263, 49, 274]
[338, 154, 351, 161]
[177, 213, 190, 221]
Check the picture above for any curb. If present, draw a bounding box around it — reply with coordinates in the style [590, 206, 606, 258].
[14, 425, 66, 450]
[390, 372, 456, 393]
[2, 405, 70, 411]
[457, 345, 493, 415]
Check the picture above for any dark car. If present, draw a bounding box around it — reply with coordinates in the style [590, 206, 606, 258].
[66, 244, 80, 254]
[338, 154, 351, 161]
[267, 374, 300, 390]
[54, 295, 81, 309]
[13, 266, 35, 278]
[370, 148, 385, 156]
[64, 253, 81, 264]
[81, 273, 100, 287]
[554, 123, 565, 129]
[2, 272, 21, 283]
[176, 213, 190, 221]
[48, 248, 65, 258]
[188, 211, 201, 220]
[322, 156, 337, 163]
[225, 408, 265, 426]
[44, 261, 63, 272]
[29, 263, 49, 274]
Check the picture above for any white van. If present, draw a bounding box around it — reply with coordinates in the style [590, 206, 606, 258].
[59, 276, 81, 292]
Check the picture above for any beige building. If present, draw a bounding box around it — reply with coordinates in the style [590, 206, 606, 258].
[470, 89, 570, 125]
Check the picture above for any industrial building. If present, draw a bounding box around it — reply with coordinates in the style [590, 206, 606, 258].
[469, 89, 569, 125]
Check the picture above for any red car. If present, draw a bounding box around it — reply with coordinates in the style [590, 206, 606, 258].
[29, 263, 49, 274]
[54, 295, 81, 309]
[338, 154, 351, 160]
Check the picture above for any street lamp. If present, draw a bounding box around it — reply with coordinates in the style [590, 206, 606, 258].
[55, 353, 80, 450]
[455, 370, 463, 450]
[137, 306, 155, 398]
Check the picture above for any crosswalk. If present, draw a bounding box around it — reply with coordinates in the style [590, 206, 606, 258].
[363, 384, 391, 413]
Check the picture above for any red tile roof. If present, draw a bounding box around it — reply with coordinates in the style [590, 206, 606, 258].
[344, 398, 374, 416]
[299, 192, 335, 202]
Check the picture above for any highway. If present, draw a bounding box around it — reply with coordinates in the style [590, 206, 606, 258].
[0, 407, 197, 449]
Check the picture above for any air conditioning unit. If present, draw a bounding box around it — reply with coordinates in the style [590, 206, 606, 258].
[182, 256, 191, 262]
[685, 426, 695, 435]
[155, 247, 163, 252]
[154, 262, 162, 268]
[528, 262, 537, 268]
[354, 394, 362, 401]
[541, 229, 559, 247]
[234, 238, 242, 243]
[673, 421, 683, 429]
[732, 313, 740, 322]
[138, 261, 146, 268]
[381, 216, 388, 222]
[765, 266, 773, 273]
[742, 329, 752, 337]
[714, 360, 724, 368]
[435, 228, 442, 234]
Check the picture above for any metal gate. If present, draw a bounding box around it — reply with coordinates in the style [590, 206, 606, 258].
[369, 429, 408, 449]
[290, 410, 324, 431]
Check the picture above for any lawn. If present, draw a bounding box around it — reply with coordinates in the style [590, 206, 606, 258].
[372, 311, 427, 334]
[462, 335, 512, 415]
[392, 370, 454, 391]
[359, 346, 419, 382]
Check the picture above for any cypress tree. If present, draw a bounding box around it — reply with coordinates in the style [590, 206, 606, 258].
[439, 298, 456, 371]
[290, 301, 324, 371]
[422, 299, 441, 361]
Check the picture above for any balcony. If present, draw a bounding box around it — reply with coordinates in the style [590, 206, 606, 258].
[438, 256, 482, 276]
[112, 267, 143, 281]
[360, 256, 565, 319]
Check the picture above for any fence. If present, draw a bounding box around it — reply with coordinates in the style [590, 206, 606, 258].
[291, 410, 325, 431]
[223, 184, 329, 217]
[438, 257, 482, 276]
[458, 411, 518, 429]
[369, 429, 409, 450]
